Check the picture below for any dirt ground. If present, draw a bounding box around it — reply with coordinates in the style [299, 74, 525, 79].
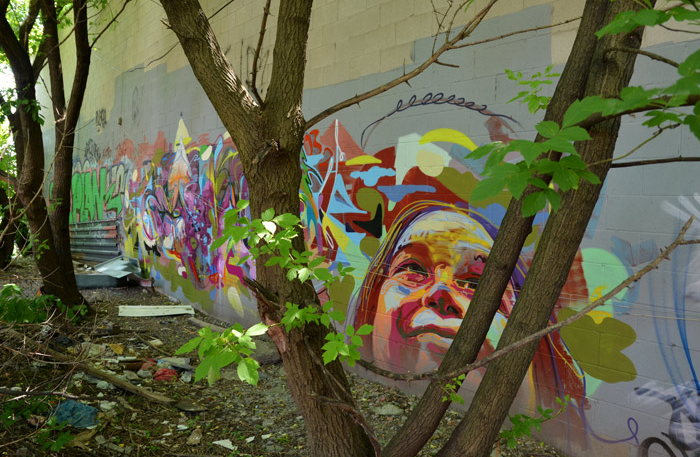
[0, 257, 566, 457]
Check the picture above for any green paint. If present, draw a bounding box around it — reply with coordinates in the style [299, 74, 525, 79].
[558, 308, 637, 383]
[360, 235, 379, 260]
[436, 168, 512, 209]
[355, 187, 383, 217]
[328, 275, 355, 316]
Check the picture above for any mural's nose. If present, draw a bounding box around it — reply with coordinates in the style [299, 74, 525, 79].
[423, 285, 464, 318]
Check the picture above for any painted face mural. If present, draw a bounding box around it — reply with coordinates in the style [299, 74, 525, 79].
[351, 203, 517, 373]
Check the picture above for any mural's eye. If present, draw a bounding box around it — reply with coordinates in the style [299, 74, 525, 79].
[456, 276, 479, 291]
[395, 261, 428, 283]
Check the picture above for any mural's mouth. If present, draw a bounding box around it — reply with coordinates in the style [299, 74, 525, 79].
[402, 324, 458, 340]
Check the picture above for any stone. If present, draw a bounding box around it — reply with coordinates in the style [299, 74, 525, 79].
[96, 381, 114, 390]
[373, 403, 404, 416]
[137, 370, 152, 379]
[186, 428, 203, 445]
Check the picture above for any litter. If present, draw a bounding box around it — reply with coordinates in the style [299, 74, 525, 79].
[54, 400, 99, 428]
[118, 305, 195, 317]
[213, 439, 236, 450]
[154, 368, 178, 381]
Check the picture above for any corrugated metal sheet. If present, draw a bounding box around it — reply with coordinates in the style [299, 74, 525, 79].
[69, 218, 121, 264]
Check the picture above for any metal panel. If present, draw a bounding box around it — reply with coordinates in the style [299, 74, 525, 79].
[70, 218, 121, 264]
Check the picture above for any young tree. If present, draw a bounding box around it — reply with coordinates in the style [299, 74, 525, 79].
[0, 0, 130, 306]
[160, 0, 699, 456]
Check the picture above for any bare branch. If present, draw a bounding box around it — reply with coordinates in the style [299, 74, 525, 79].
[611, 155, 700, 168]
[305, 0, 501, 130]
[605, 46, 679, 67]
[18, 0, 40, 50]
[250, 0, 271, 106]
[89, 0, 133, 49]
[453, 16, 582, 49]
[359, 217, 698, 383]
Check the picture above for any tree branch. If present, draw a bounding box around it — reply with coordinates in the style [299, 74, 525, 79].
[160, 0, 260, 155]
[18, 0, 40, 50]
[452, 16, 582, 50]
[305, 0, 501, 130]
[579, 94, 700, 129]
[611, 156, 700, 168]
[250, 0, 271, 106]
[89, 0, 133, 49]
[359, 217, 698, 383]
[604, 46, 679, 67]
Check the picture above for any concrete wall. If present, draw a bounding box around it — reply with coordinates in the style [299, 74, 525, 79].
[42, 1, 700, 456]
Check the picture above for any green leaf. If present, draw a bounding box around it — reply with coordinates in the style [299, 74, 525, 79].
[355, 324, 374, 336]
[298, 267, 312, 283]
[560, 155, 588, 170]
[562, 96, 603, 127]
[273, 213, 300, 227]
[510, 140, 545, 166]
[261, 208, 275, 221]
[527, 177, 549, 189]
[210, 235, 228, 250]
[685, 115, 700, 142]
[329, 310, 345, 322]
[535, 120, 560, 138]
[175, 336, 202, 355]
[346, 325, 354, 336]
[544, 188, 562, 212]
[246, 322, 268, 337]
[308, 257, 325, 269]
[553, 168, 579, 192]
[313, 268, 333, 282]
[264, 256, 283, 267]
[522, 191, 547, 217]
[466, 142, 504, 161]
[557, 126, 591, 142]
[237, 357, 260, 386]
[544, 137, 578, 154]
[679, 47, 700, 77]
[507, 173, 530, 200]
[471, 177, 507, 202]
[577, 170, 601, 185]
[350, 335, 362, 347]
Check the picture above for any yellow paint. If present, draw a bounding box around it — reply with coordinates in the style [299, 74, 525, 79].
[345, 155, 382, 166]
[322, 216, 351, 252]
[175, 119, 191, 147]
[419, 128, 478, 151]
[416, 149, 445, 177]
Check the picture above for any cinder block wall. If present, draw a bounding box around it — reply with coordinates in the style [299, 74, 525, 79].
[40, 1, 700, 456]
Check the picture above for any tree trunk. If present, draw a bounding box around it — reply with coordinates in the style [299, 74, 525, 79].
[43, 0, 90, 307]
[160, 1, 375, 455]
[0, 3, 85, 305]
[436, 1, 648, 455]
[0, 186, 16, 268]
[384, 0, 615, 454]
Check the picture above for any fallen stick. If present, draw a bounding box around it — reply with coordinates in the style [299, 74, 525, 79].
[3, 329, 175, 405]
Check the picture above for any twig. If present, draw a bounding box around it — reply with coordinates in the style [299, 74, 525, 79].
[359, 217, 699, 382]
[89, 0, 133, 48]
[305, 0, 501, 129]
[453, 16, 582, 49]
[604, 46, 679, 67]
[133, 332, 169, 355]
[250, 0, 271, 105]
[612, 156, 700, 168]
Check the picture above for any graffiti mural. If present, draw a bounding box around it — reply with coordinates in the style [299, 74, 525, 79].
[71, 85, 700, 456]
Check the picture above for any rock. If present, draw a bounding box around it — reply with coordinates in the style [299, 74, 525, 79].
[95, 435, 107, 445]
[373, 403, 404, 416]
[96, 380, 114, 390]
[148, 339, 164, 347]
[99, 401, 117, 412]
[137, 370, 152, 379]
[188, 429, 203, 447]
[177, 424, 188, 431]
[123, 370, 140, 382]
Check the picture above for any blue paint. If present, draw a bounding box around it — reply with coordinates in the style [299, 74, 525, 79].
[378, 185, 436, 202]
[350, 167, 396, 186]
